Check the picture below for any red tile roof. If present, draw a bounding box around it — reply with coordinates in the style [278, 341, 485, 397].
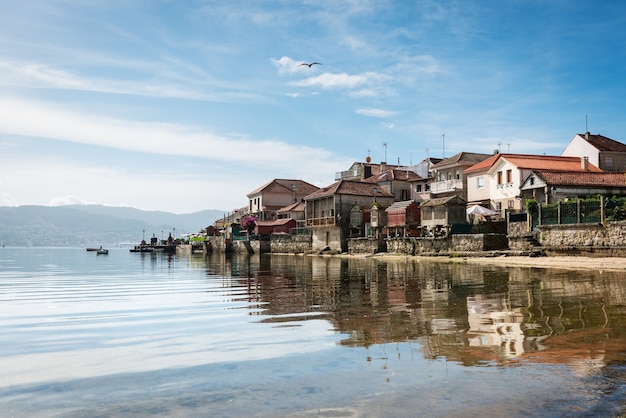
[247, 178, 319, 196]
[532, 170, 626, 187]
[363, 168, 422, 183]
[578, 133, 626, 152]
[432, 152, 492, 169]
[304, 180, 394, 200]
[465, 153, 603, 173]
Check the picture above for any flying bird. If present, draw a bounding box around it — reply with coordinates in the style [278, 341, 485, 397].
[299, 62, 322, 68]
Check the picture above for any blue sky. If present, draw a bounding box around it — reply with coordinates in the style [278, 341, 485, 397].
[1, 1, 626, 213]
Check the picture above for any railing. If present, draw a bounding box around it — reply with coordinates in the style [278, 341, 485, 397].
[534, 196, 626, 226]
[430, 178, 463, 194]
[306, 216, 336, 227]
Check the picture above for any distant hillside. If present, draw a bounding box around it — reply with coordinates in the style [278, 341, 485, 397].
[0, 205, 225, 247]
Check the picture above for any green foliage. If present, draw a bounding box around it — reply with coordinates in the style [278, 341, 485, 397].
[606, 196, 626, 221]
[524, 199, 538, 216]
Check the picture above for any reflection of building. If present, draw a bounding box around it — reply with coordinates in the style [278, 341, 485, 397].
[466, 295, 526, 357]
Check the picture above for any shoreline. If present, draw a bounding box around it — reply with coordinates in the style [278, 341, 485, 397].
[366, 252, 626, 272]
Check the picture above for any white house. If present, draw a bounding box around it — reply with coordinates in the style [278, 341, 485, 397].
[561, 132, 626, 172]
[465, 153, 602, 216]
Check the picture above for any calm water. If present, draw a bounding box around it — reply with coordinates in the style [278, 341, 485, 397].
[1, 248, 626, 417]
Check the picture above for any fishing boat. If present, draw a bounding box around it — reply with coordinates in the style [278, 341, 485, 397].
[96, 248, 109, 255]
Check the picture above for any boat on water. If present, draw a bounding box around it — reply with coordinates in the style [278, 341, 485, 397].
[86, 247, 101, 252]
[96, 248, 109, 255]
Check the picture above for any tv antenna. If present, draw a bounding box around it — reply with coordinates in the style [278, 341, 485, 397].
[383, 142, 387, 162]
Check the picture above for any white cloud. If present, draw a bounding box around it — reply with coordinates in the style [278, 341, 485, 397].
[49, 195, 95, 206]
[271, 56, 310, 75]
[356, 108, 397, 118]
[0, 193, 18, 207]
[0, 97, 342, 171]
[293, 71, 387, 90]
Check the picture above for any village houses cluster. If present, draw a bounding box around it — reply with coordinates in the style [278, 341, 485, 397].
[212, 132, 626, 253]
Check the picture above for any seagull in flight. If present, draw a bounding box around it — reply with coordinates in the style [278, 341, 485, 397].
[299, 62, 322, 68]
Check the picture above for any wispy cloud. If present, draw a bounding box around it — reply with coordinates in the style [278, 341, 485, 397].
[356, 108, 397, 118]
[293, 71, 387, 90]
[0, 97, 348, 180]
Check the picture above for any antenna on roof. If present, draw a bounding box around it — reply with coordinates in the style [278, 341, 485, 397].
[382, 142, 387, 162]
[585, 114, 588, 133]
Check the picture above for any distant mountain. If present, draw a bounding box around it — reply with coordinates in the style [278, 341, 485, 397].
[0, 205, 225, 247]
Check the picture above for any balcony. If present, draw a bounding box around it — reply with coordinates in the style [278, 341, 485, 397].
[429, 178, 463, 194]
[306, 216, 336, 227]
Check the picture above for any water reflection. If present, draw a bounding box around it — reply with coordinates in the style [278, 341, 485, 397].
[204, 253, 626, 370]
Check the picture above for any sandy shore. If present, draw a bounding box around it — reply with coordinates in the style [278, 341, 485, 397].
[415, 254, 626, 272]
[358, 252, 626, 272]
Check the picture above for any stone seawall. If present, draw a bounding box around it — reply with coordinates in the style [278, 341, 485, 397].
[383, 234, 508, 255]
[538, 221, 626, 248]
[270, 234, 312, 254]
[347, 238, 386, 254]
[525, 221, 626, 257]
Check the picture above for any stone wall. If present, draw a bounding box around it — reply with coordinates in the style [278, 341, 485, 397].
[270, 233, 312, 254]
[538, 221, 626, 248]
[347, 237, 386, 254]
[382, 234, 508, 255]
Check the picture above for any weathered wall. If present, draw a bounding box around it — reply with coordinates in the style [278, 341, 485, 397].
[381, 234, 508, 255]
[204, 236, 261, 254]
[270, 234, 312, 254]
[311, 226, 343, 253]
[538, 221, 626, 247]
[347, 237, 386, 254]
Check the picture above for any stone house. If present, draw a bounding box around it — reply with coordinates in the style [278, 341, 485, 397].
[247, 179, 319, 221]
[335, 160, 405, 181]
[362, 167, 422, 202]
[465, 153, 602, 217]
[304, 180, 395, 253]
[561, 132, 626, 172]
[519, 170, 626, 203]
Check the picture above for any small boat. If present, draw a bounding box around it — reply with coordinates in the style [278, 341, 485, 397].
[86, 247, 100, 252]
[96, 248, 109, 255]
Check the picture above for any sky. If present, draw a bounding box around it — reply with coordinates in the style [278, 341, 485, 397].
[1, 1, 626, 214]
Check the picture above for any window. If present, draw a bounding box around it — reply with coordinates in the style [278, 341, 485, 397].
[508, 200, 514, 209]
[401, 190, 409, 200]
[529, 176, 535, 186]
[425, 183, 430, 191]
[416, 184, 422, 192]
[605, 156, 614, 170]
[455, 170, 461, 180]
[506, 169, 512, 183]
[477, 177, 485, 188]
[496, 202, 502, 211]
[497, 171, 503, 185]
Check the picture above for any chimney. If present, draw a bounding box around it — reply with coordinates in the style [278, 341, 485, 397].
[381, 162, 387, 173]
[581, 156, 589, 170]
[585, 132, 590, 140]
